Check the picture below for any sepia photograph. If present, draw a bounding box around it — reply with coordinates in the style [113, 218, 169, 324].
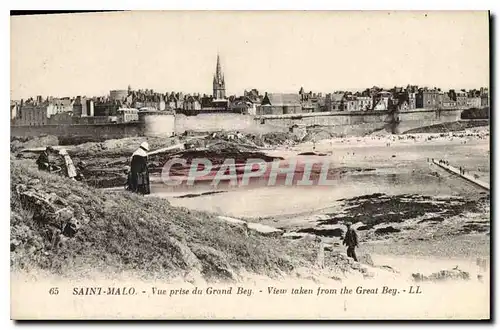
[9, 10, 490, 320]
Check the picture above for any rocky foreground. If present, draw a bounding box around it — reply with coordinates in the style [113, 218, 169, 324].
[10, 126, 490, 284]
[12, 160, 390, 284]
[12, 159, 488, 286]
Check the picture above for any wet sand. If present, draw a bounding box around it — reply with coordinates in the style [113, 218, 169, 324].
[161, 132, 489, 217]
[154, 131, 490, 270]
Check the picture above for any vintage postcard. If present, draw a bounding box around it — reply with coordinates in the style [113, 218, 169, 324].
[10, 10, 490, 320]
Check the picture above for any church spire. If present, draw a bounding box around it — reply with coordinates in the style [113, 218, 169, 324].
[213, 52, 226, 99]
[215, 53, 222, 82]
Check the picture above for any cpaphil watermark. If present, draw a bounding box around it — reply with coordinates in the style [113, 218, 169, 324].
[161, 158, 342, 187]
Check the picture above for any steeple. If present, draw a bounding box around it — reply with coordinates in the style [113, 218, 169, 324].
[216, 53, 222, 81]
[213, 53, 226, 100]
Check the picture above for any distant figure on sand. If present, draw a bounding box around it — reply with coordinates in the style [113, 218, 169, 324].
[343, 222, 359, 262]
[127, 142, 151, 195]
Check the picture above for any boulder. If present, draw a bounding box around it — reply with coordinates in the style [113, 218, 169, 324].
[190, 244, 240, 282]
[217, 216, 282, 237]
[374, 226, 401, 235]
[358, 254, 374, 266]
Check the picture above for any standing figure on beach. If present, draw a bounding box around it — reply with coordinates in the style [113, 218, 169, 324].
[343, 222, 359, 262]
[127, 142, 151, 195]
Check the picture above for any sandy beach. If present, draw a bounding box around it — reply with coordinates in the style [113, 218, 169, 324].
[162, 129, 490, 265]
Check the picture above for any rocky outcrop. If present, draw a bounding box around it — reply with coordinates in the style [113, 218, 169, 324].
[412, 267, 470, 282]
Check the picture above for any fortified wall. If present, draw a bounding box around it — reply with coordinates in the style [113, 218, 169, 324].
[11, 112, 176, 143]
[252, 108, 463, 135]
[174, 113, 288, 134]
[10, 108, 468, 142]
[11, 122, 144, 143]
[139, 111, 176, 137]
[396, 108, 463, 133]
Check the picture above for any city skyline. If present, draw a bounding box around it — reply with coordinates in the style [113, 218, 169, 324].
[11, 11, 489, 100]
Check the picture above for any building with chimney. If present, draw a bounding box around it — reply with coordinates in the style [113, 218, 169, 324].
[325, 92, 346, 111]
[456, 90, 468, 108]
[72, 96, 95, 117]
[258, 93, 302, 115]
[480, 87, 489, 107]
[416, 88, 441, 108]
[373, 91, 392, 111]
[14, 96, 74, 126]
[166, 92, 184, 110]
[183, 94, 202, 111]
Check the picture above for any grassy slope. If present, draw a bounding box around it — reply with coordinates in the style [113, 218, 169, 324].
[11, 160, 323, 282]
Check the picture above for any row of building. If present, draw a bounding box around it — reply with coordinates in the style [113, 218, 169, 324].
[10, 91, 241, 126]
[10, 85, 490, 127]
[255, 86, 490, 116]
[11, 53, 490, 126]
[10, 54, 238, 126]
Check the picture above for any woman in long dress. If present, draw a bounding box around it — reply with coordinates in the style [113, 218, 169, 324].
[127, 142, 151, 195]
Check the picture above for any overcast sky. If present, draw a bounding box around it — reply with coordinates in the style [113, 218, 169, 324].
[10, 11, 489, 99]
